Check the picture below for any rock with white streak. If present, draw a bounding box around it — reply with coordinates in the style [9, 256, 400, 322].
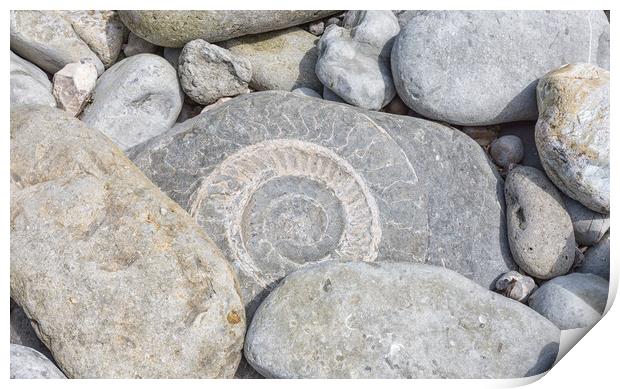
[10, 51, 56, 108]
[10, 344, 65, 379]
[10, 10, 104, 75]
[52, 61, 97, 117]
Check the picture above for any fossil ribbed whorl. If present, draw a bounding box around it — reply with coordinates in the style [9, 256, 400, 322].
[129, 91, 515, 316]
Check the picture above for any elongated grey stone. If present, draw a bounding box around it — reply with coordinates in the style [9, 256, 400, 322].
[119, 10, 338, 47]
[392, 11, 609, 125]
[11, 106, 245, 378]
[128, 91, 515, 317]
[10, 51, 56, 108]
[10, 344, 65, 379]
[245, 261, 560, 378]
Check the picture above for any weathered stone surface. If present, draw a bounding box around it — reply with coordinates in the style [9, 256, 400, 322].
[316, 16, 397, 110]
[129, 91, 515, 317]
[119, 10, 338, 47]
[52, 61, 97, 117]
[490, 135, 524, 169]
[10, 344, 65, 379]
[178, 39, 252, 105]
[123, 32, 160, 57]
[495, 270, 537, 303]
[10, 51, 56, 108]
[392, 11, 610, 125]
[577, 232, 610, 280]
[221, 27, 322, 93]
[60, 10, 128, 68]
[536, 63, 610, 213]
[245, 261, 559, 378]
[10, 106, 245, 378]
[505, 166, 575, 279]
[11, 300, 53, 360]
[308, 21, 325, 35]
[292, 87, 322, 99]
[563, 195, 609, 246]
[81, 54, 183, 150]
[528, 273, 608, 330]
[10, 10, 104, 76]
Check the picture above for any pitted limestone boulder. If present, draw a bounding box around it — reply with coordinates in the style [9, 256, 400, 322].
[129, 91, 515, 317]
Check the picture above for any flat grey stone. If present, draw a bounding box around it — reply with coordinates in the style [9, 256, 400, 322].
[60, 11, 128, 68]
[221, 27, 322, 93]
[10, 51, 56, 108]
[178, 39, 252, 105]
[81, 54, 183, 150]
[392, 11, 610, 125]
[536, 63, 610, 213]
[528, 273, 608, 330]
[245, 261, 559, 378]
[119, 10, 338, 47]
[11, 106, 245, 378]
[563, 195, 609, 246]
[505, 166, 575, 279]
[10, 300, 54, 361]
[10, 10, 104, 76]
[292, 87, 322, 99]
[576, 232, 610, 280]
[128, 91, 516, 318]
[10, 344, 65, 379]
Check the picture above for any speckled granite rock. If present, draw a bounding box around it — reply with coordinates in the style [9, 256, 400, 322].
[129, 91, 515, 317]
[10, 10, 104, 75]
[10, 52, 56, 108]
[392, 11, 610, 125]
[577, 232, 610, 280]
[536, 63, 609, 213]
[10, 344, 65, 379]
[119, 10, 338, 47]
[81, 54, 183, 150]
[245, 261, 559, 378]
[10, 106, 245, 378]
[221, 27, 322, 92]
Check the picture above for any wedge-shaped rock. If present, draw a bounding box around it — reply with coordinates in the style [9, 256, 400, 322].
[10, 106, 245, 378]
[245, 261, 560, 378]
[129, 91, 515, 317]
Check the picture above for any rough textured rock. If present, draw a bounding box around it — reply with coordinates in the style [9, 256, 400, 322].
[536, 63, 609, 213]
[316, 17, 397, 110]
[221, 27, 322, 93]
[505, 166, 575, 279]
[577, 232, 610, 280]
[60, 10, 128, 68]
[308, 21, 325, 35]
[11, 300, 54, 360]
[178, 39, 252, 105]
[129, 91, 515, 317]
[392, 11, 610, 125]
[10, 52, 56, 108]
[495, 271, 537, 302]
[10, 344, 65, 379]
[245, 261, 559, 378]
[10, 10, 104, 76]
[11, 106, 245, 378]
[119, 10, 337, 47]
[528, 273, 608, 330]
[123, 32, 160, 57]
[81, 54, 183, 150]
[292, 87, 322, 99]
[52, 61, 98, 117]
[564, 195, 609, 246]
[490, 135, 524, 169]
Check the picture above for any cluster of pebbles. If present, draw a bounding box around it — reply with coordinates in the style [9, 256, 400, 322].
[10, 10, 610, 379]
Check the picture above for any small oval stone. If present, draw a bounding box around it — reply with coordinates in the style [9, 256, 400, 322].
[490, 135, 524, 169]
[495, 270, 537, 303]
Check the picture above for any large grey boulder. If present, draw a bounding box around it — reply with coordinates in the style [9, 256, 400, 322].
[505, 166, 575, 279]
[563, 195, 609, 246]
[10, 106, 245, 378]
[245, 261, 560, 378]
[119, 10, 338, 47]
[392, 11, 610, 126]
[10, 344, 65, 379]
[576, 232, 610, 280]
[10, 52, 56, 108]
[536, 63, 610, 213]
[221, 27, 322, 92]
[528, 273, 608, 330]
[81, 54, 183, 150]
[178, 39, 252, 105]
[128, 91, 515, 317]
[60, 11, 128, 68]
[10, 10, 104, 76]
